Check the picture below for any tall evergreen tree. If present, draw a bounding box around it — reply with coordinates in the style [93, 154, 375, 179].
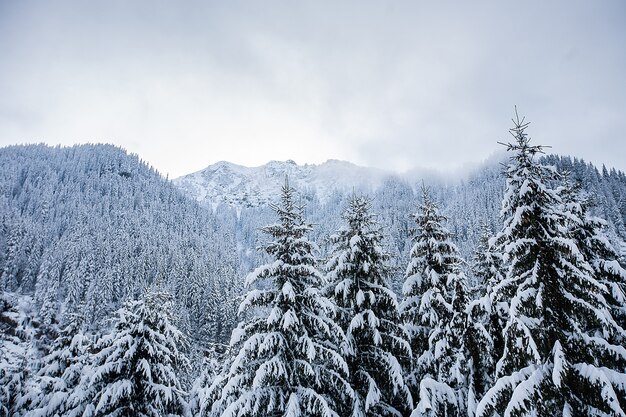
[70, 289, 188, 417]
[327, 195, 412, 417]
[477, 112, 626, 416]
[400, 187, 471, 417]
[211, 181, 352, 417]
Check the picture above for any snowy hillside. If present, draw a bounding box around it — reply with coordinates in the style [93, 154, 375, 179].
[174, 156, 626, 261]
[0, 144, 240, 340]
[173, 159, 394, 209]
[2, 143, 626, 417]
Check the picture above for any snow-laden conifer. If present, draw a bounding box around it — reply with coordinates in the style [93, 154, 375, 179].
[564, 183, 626, 335]
[400, 187, 471, 417]
[70, 289, 188, 417]
[477, 111, 626, 416]
[327, 195, 412, 417]
[212, 180, 352, 417]
[0, 356, 29, 417]
[23, 313, 89, 417]
[465, 225, 502, 415]
[470, 224, 503, 301]
[0, 294, 32, 417]
[189, 355, 223, 417]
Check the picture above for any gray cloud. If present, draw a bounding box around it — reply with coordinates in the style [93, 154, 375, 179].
[0, 0, 624, 177]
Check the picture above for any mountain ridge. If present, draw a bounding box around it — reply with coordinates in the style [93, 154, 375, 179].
[172, 157, 497, 210]
[173, 158, 400, 209]
[173, 155, 626, 259]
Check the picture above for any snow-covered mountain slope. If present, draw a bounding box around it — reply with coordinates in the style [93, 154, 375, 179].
[173, 159, 395, 209]
[0, 144, 240, 334]
[174, 156, 626, 258]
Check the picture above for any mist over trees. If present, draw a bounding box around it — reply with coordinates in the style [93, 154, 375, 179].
[1, 114, 626, 416]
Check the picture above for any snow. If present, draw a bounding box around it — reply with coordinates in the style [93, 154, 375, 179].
[574, 363, 626, 417]
[282, 281, 296, 302]
[3, 139, 626, 417]
[502, 365, 547, 416]
[174, 159, 393, 209]
[551, 341, 566, 388]
[364, 373, 381, 412]
[476, 365, 536, 417]
[413, 377, 457, 417]
[281, 310, 299, 330]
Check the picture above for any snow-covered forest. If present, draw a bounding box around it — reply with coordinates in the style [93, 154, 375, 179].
[2, 116, 626, 416]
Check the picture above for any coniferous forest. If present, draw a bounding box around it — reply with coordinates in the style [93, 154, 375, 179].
[2, 114, 626, 416]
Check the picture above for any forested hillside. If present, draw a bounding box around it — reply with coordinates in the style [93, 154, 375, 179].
[0, 145, 241, 387]
[1, 134, 626, 416]
[177, 152, 626, 290]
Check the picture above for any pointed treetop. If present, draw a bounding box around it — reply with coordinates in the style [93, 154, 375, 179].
[420, 180, 429, 202]
[498, 108, 550, 161]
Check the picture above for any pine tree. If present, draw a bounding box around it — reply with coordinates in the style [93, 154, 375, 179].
[212, 181, 352, 417]
[73, 289, 188, 417]
[0, 294, 32, 417]
[0, 356, 29, 417]
[400, 187, 470, 417]
[24, 313, 89, 417]
[200, 358, 234, 417]
[327, 195, 412, 417]
[189, 355, 225, 417]
[466, 223, 503, 413]
[563, 181, 626, 334]
[470, 224, 500, 300]
[477, 112, 626, 416]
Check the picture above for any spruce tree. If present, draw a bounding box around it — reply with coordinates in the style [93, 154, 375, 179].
[0, 294, 34, 417]
[400, 187, 471, 417]
[189, 355, 225, 417]
[73, 289, 188, 417]
[466, 224, 502, 413]
[470, 224, 500, 300]
[564, 184, 626, 333]
[24, 313, 89, 417]
[213, 181, 352, 417]
[327, 195, 412, 417]
[200, 358, 233, 417]
[477, 112, 626, 416]
[0, 356, 29, 417]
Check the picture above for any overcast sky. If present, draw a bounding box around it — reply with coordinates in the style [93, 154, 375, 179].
[0, 1, 624, 178]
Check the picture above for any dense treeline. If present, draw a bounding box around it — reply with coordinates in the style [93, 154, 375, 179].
[0, 144, 242, 413]
[1, 114, 626, 416]
[224, 152, 626, 296]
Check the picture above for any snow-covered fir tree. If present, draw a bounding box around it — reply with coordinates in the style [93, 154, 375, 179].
[464, 296, 494, 417]
[400, 186, 471, 417]
[470, 224, 499, 300]
[197, 358, 233, 417]
[563, 182, 626, 334]
[465, 223, 505, 413]
[0, 355, 29, 417]
[23, 312, 89, 417]
[69, 288, 188, 417]
[0, 293, 38, 417]
[326, 195, 412, 417]
[477, 112, 626, 416]
[189, 333, 237, 417]
[210, 180, 352, 417]
[189, 355, 226, 417]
